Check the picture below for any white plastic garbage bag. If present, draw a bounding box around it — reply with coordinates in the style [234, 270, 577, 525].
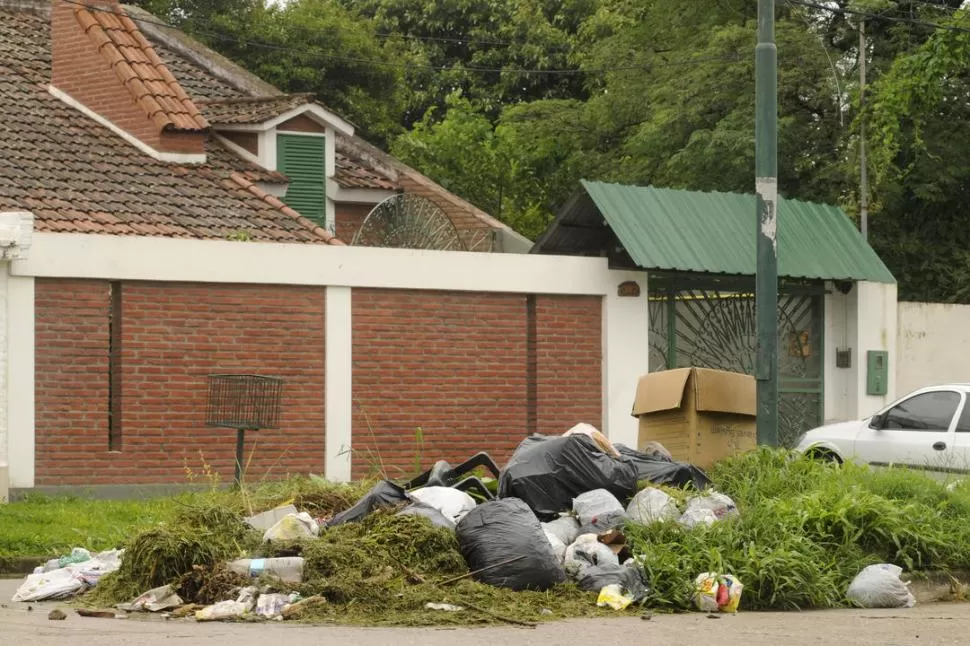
[196, 586, 259, 621]
[563, 533, 619, 577]
[542, 516, 581, 546]
[116, 584, 183, 612]
[262, 512, 319, 542]
[846, 564, 916, 608]
[626, 487, 680, 525]
[679, 508, 719, 529]
[544, 530, 567, 563]
[255, 592, 301, 619]
[12, 567, 85, 602]
[573, 489, 627, 534]
[13, 547, 124, 602]
[684, 491, 738, 521]
[409, 486, 477, 524]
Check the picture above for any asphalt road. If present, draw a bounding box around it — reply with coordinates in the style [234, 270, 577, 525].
[2, 577, 968, 646]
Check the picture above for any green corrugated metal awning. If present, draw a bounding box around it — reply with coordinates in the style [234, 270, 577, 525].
[533, 181, 895, 283]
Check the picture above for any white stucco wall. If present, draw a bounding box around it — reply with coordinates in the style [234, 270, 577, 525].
[897, 301, 970, 396]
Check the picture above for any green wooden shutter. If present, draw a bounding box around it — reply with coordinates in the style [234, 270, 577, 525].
[276, 133, 326, 226]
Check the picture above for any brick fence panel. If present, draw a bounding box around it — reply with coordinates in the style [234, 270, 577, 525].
[351, 288, 529, 479]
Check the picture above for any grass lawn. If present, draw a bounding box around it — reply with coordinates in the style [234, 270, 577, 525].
[0, 494, 181, 559]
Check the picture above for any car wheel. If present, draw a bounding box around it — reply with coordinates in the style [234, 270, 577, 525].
[806, 448, 842, 464]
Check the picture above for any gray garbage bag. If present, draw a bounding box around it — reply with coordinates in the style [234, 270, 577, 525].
[498, 434, 640, 520]
[846, 564, 916, 608]
[456, 498, 567, 591]
[614, 444, 712, 490]
[573, 489, 627, 534]
[498, 434, 710, 520]
[563, 534, 619, 577]
[542, 516, 581, 546]
[577, 563, 649, 602]
[326, 480, 410, 527]
[396, 502, 456, 530]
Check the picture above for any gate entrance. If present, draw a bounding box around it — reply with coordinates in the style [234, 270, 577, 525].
[648, 275, 824, 447]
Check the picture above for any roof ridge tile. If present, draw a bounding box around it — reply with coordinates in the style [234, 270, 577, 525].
[72, 2, 208, 132]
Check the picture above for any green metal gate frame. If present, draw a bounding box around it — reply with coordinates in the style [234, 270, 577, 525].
[647, 273, 825, 447]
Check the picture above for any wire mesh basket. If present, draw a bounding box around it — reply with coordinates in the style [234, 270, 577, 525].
[205, 374, 284, 431]
[205, 374, 284, 487]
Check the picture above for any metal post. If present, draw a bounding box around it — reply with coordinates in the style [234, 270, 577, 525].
[859, 19, 868, 241]
[234, 428, 245, 487]
[755, 0, 779, 446]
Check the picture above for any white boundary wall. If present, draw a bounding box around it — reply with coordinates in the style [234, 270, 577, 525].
[4, 232, 650, 490]
[897, 301, 970, 396]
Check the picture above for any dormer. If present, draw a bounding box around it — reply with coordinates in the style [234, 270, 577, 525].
[49, 0, 209, 163]
[199, 95, 357, 232]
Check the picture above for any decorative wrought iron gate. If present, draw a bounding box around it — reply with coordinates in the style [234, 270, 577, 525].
[648, 276, 825, 447]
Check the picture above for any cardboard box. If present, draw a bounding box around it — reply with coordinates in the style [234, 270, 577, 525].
[631, 367, 756, 470]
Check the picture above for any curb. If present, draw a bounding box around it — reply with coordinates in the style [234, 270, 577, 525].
[908, 569, 970, 604]
[0, 556, 46, 577]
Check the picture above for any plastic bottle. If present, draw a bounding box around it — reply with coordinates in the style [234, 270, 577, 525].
[228, 557, 304, 584]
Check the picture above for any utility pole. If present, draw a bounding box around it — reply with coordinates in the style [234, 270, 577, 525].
[859, 19, 869, 242]
[755, 0, 778, 446]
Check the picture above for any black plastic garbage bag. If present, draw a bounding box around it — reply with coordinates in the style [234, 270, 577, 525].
[326, 480, 410, 527]
[614, 444, 711, 490]
[498, 434, 640, 520]
[396, 502, 456, 530]
[577, 563, 649, 603]
[455, 497, 566, 591]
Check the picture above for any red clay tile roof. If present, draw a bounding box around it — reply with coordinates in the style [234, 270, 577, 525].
[334, 150, 398, 191]
[198, 93, 317, 125]
[0, 5, 338, 244]
[73, 1, 209, 132]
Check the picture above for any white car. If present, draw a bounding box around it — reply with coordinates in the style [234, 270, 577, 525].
[795, 384, 970, 474]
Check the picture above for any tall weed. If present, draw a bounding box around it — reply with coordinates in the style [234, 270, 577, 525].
[626, 447, 970, 610]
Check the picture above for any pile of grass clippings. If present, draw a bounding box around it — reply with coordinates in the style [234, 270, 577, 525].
[88, 501, 261, 605]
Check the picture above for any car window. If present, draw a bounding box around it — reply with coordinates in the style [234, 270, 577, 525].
[884, 391, 961, 431]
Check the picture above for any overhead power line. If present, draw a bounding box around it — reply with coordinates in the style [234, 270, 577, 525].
[788, 0, 970, 35]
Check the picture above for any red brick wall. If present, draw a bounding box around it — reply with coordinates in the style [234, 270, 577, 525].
[50, 1, 204, 155]
[349, 289, 603, 480]
[335, 203, 373, 243]
[535, 296, 603, 433]
[33, 281, 603, 486]
[34, 279, 112, 485]
[34, 279, 326, 485]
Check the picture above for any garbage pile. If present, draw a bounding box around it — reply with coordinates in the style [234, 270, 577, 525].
[11, 423, 754, 622]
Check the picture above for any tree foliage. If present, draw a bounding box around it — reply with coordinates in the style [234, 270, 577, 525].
[134, 0, 970, 301]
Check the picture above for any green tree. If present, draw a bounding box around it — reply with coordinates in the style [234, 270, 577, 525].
[132, 0, 405, 142]
[865, 6, 970, 301]
[340, 0, 596, 126]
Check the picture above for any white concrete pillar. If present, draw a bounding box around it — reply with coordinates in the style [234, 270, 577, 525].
[7, 273, 34, 491]
[324, 285, 353, 482]
[601, 270, 650, 449]
[852, 280, 898, 417]
[0, 262, 8, 502]
[824, 280, 898, 423]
